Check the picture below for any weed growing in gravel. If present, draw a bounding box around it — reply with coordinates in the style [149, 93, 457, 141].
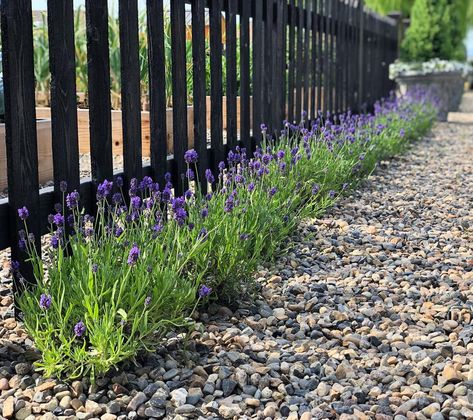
[14, 92, 436, 379]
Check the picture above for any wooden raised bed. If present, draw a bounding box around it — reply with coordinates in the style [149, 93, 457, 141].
[0, 120, 53, 191]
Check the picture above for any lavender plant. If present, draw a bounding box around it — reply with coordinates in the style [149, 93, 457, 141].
[14, 91, 436, 379]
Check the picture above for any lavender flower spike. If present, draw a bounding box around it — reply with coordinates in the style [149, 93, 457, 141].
[184, 149, 199, 164]
[74, 321, 86, 337]
[18, 207, 29, 220]
[199, 285, 212, 298]
[39, 294, 52, 310]
[127, 244, 140, 266]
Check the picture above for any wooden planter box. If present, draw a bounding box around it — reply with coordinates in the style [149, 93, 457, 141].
[36, 96, 251, 156]
[0, 120, 53, 191]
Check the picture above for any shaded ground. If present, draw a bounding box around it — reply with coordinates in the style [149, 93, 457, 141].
[0, 109, 472, 419]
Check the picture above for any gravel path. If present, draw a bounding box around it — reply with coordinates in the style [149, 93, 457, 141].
[1, 119, 472, 420]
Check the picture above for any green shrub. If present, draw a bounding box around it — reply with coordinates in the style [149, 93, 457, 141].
[401, 0, 468, 62]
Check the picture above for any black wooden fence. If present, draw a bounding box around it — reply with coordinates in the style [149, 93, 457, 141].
[0, 0, 397, 287]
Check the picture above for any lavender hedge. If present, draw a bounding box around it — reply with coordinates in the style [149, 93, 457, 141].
[14, 92, 436, 379]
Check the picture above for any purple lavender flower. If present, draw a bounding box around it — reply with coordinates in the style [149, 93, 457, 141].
[115, 226, 124, 237]
[329, 190, 336, 199]
[74, 321, 86, 337]
[174, 207, 187, 226]
[182, 189, 192, 200]
[51, 235, 59, 249]
[205, 169, 215, 184]
[399, 128, 405, 138]
[260, 123, 267, 134]
[47, 214, 54, 224]
[11, 260, 20, 271]
[112, 193, 122, 205]
[18, 238, 26, 250]
[165, 172, 172, 182]
[279, 162, 286, 171]
[162, 187, 172, 202]
[60, 181, 68, 193]
[239, 233, 250, 241]
[276, 150, 285, 160]
[198, 227, 208, 241]
[262, 154, 272, 165]
[235, 174, 244, 184]
[186, 169, 195, 181]
[224, 196, 235, 213]
[269, 187, 277, 197]
[144, 296, 152, 307]
[18, 207, 29, 221]
[247, 183, 255, 192]
[92, 263, 98, 273]
[184, 149, 198, 164]
[205, 192, 213, 201]
[129, 178, 138, 196]
[116, 176, 124, 188]
[53, 213, 64, 227]
[66, 191, 80, 209]
[131, 196, 141, 209]
[140, 176, 153, 191]
[54, 203, 63, 213]
[39, 294, 52, 310]
[96, 180, 113, 200]
[218, 161, 226, 171]
[28, 233, 35, 243]
[127, 244, 140, 266]
[199, 285, 212, 298]
[312, 184, 320, 195]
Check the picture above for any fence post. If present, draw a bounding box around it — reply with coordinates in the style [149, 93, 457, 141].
[357, 0, 364, 112]
[0, 0, 41, 301]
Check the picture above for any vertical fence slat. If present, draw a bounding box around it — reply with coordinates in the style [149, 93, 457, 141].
[303, 0, 310, 119]
[171, 0, 188, 194]
[252, 0, 263, 145]
[287, 0, 296, 123]
[147, 0, 167, 186]
[192, 0, 208, 190]
[85, 0, 113, 185]
[295, 0, 303, 121]
[310, 0, 317, 121]
[119, 0, 143, 184]
[358, 0, 365, 111]
[47, 0, 80, 197]
[1, 0, 41, 289]
[263, 0, 273, 132]
[277, 0, 287, 127]
[210, 0, 224, 165]
[226, 0, 238, 149]
[316, 0, 323, 114]
[272, 0, 284, 131]
[240, 0, 251, 151]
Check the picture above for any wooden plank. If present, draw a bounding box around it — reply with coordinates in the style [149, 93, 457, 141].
[274, 0, 286, 128]
[191, 0, 208, 190]
[295, 0, 303, 121]
[263, 0, 273, 132]
[310, 0, 317, 120]
[252, 0, 264, 145]
[317, 0, 323, 113]
[226, 0, 238, 149]
[323, 0, 329, 113]
[240, 0, 251, 151]
[119, 0, 143, 184]
[303, 0, 311, 119]
[171, 0, 188, 194]
[146, 0, 167, 186]
[85, 0, 113, 184]
[0, 0, 41, 289]
[210, 0, 224, 166]
[47, 0, 80, 198]
[287, 0, 296, 123]
[358, 0, 365, 112]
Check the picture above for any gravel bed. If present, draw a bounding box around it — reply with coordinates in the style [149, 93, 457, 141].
[0, 120, 472, 420]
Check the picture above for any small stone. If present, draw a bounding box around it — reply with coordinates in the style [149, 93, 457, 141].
[3, 396, 15, 418]
[163, 368, 179, 381]
[218, 403, 242, 419]
[127, 392, 147, 412]
[85, 400, 103, 416]
[170, 388, 188, 407]
[59, 396, 72, 409]
[14, 363, 31, 375]
[222, 379, 237, 397]
[0, 377, 10, 390]
[442, 363, 464, 383]
[14, 406, 31, 420]
[175, 404, 196, 415]
[422, 403, 440, 417]
[101, 415, 117, 420]
[71, 381, 83, 398]
[144, 407, 165, 418]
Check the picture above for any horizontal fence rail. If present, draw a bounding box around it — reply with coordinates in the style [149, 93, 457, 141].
[0, 0, 398, 287]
